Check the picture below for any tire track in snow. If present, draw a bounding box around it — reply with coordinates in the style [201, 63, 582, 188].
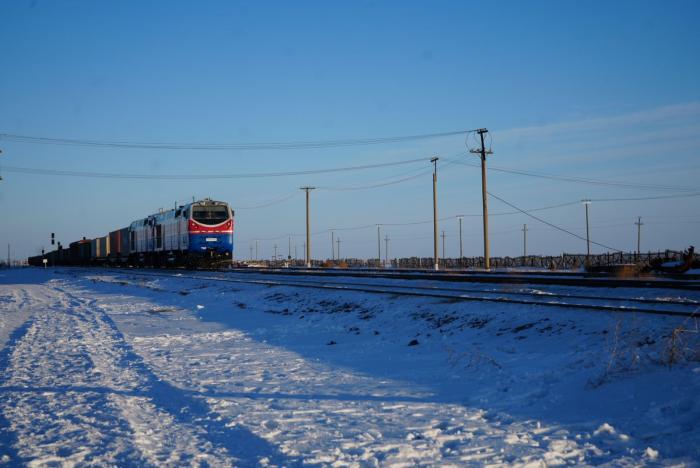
[4, 281, 294, 466]
[0, 318, 33, 465]
[0, 282, 251, 466]
[0, 288, 148, 465]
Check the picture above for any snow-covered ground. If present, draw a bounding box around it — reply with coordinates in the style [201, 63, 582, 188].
[1, 268, 699, 466]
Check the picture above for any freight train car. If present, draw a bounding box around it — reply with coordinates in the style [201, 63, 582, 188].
[129, 198, 234, 266]
[29, 198, 234, 268]
[108, 228, 130, 264]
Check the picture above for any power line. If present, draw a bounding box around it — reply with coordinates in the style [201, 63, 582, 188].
[487, 191, 622, 252]
[0, 129, 475, 151]
[451, 158, 698, 193]
[317, 168, 432, 191]
[234, 191, 300, 210]
[237, 201, 589, 244]
[591, 192, 700, 202]
[316, 157, 464, 191]
[1, 157, 430, 180]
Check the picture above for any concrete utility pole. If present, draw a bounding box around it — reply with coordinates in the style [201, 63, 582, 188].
[470, 129, 493, 270]
[377, 225, 381, 267]
[582, 199, 591, 259]
[458, 216, 464, 268]
[522, 224, 528, 258]
[273, 244, 278, 261]
[336, 237, 341, 260]
[431, 157, 439, 271]
[288, 236, 292, 260]
[384, 234, 390, 267]
[635, 216, 643, 257]
[331, 231, 335, 261]
[441, 230, 446, 266]
[300, 187, 315, 268]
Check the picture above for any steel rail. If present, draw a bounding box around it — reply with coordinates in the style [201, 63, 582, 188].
[221, 268, 700, 291]
[111, 269, 699, 318]
[203, 271, 700, 307]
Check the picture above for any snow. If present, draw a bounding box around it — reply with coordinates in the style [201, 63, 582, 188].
[1, 267, 700, 465]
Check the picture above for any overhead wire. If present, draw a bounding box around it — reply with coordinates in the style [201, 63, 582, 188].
[487, 191, 623, 252]
[233, 191, 301, 210]
[237, 198, 593, 245]
[0, 129, 475, 151]
[1, 157, 431, 180]
[316, 157, 463, 191]
[450, 157, 698, 192]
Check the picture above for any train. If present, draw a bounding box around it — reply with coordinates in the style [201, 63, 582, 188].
[28, 198, 234, 267]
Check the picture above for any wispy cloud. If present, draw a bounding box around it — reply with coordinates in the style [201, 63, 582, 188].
[496, 101, 700, 142]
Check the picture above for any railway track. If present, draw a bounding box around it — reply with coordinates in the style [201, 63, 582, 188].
[105, 269, 700, 319]
[222, 267, 700, 291]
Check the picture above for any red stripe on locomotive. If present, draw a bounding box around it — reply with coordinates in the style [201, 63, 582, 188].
[188, 219, 234, 234]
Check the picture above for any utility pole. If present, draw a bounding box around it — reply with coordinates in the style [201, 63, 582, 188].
[635, 216, 643, 258]
[331, 231, 335, 261]
[441, 230, 446, 267]
[582, 199, 591, 260]
[7, 243, 9, 268]
[288, 236, 292, 260]
[470, 129, 493, 270]
[249, 245, 253, 261]
[377, 225, 381, 268]
[273, 244, 278, 261]
[458, 216, 463, 268]
[522, 224, 528, 259]
[294, 244, 298, 261]
[336, 237, 341, 260]
[431, 157, 439, 271]
[300, 187, 315, 268]
[384, 234, 390, 267]
[255, 239, 259, 261]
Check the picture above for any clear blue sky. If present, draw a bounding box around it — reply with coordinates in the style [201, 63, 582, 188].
[1, 0, 699, 261]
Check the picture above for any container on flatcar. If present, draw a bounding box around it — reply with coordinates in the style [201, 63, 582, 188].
[99, 236, 110, 259]
[108, 227, 130, 262]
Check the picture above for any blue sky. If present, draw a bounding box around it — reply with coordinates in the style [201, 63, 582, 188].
[1, 0, 699, 261]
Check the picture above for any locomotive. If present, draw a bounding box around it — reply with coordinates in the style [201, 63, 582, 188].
[28, 198, 234, 267]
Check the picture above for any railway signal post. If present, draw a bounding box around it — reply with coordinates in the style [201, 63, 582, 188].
[301, 187, 315, 268]
[470, 129, 493, 270]
[384, 234, 390, 267]
[331, 231, 335, 261]
[377, 225, 381, 268]
[441, 230, 446, 267]
[431, 157, 439, 271]
[582, 199, 591, 261]
[458, 216, 464, 268]
[635, 216, 643, 259]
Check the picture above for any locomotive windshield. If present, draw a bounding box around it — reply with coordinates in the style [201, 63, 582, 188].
[192, 205, 230, 225]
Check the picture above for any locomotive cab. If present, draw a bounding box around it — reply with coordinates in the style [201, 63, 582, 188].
[187, 199, 234, 259]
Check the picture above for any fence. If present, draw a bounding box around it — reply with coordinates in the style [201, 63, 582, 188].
[256, 249, 698, 270]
